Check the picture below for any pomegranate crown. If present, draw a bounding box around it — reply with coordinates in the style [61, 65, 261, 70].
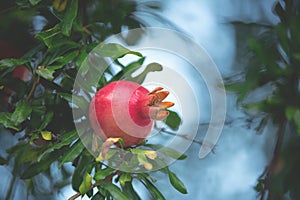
[146, 87, 174, 120]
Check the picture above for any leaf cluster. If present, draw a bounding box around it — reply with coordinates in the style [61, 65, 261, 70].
[0, 1, 186, 199]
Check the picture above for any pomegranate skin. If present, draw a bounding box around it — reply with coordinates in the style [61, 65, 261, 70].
[89, 80, 154, 147]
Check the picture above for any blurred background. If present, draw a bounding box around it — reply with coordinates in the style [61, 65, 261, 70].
[1, 0, 300, 200]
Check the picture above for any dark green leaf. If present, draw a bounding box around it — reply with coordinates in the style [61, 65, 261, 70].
[0, 113, 19, 130]
[0, 58, 29, 69]
[21, 151, 57, 179]
[61, 0, 78, 36]
[94, 167, 115, 181]
[35, 24, 62, 48]
[39, 112, 54, 130]
[36, 67, 55, 80]
[130, 62, 163, 84]
[11, 100, 32, 125]
[72, 154, 91, 191]
[59, 93, 88, 112]
[119, 173, 132, 187]
[167, 169, 187, 194]
[0, 156, 8, 165]
[59, 140, 84, 166]
[94, 43, 142, 59]
[164, 110, 181, 130]
[100, 182, 130, 200]
[29, 0, 41, 5]
[37, 130, 78, 161]
[91, 192, 105, 200]
[122, 182, 141, 200]
[79, 173, 92, 195]
[110, 57, 145, 82]
[139, 174, 166, 200]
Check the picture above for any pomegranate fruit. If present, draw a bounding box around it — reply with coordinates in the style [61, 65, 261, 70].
[89, 80, 174, 147]
[0, 41, 31, 104]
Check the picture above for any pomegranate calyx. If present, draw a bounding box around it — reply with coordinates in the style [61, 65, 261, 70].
[145, 87, 174, 120]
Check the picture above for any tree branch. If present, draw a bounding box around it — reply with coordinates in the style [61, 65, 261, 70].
[68, 171, 119, 200]
[156, 127, 216, 153]
[258, 118, 286, 200]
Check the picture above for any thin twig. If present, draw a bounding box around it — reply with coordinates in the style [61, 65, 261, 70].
[68, 171, 119, 200]
[26, 76, 39, 101]
[156, 127, 216, 154]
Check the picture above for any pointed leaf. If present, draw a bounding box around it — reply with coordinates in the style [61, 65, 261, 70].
[72, 155, 91, 192]
[94, 43, 142, 59]
[21, 151, 57, 179]
[164, 110, 181, 130]
[39, 112, 54, 130]
[29, 0, 41, 5]
[79, 173, 92, 195]
[0, 156, 8, 165]
[61, 0, 78, 36]
[11, 100, 32, 125]
[100, 182, 130, 200]
[139, 174, 166, 200]
[167, 169, 187, 194]
[119, 173, 132, 187]
[60, 140, 84, 166]
[94, 167, 115, 181]
[0, 58, 29, 69]
[41, 131, 52, 141]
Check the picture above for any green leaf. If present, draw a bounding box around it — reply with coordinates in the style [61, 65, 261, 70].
[130, 62, 163, 84]
[21, 151, 58, 179]
[0, 113, 19, 130]
[121, 182, 141, 200]
[59, 93, 88, 112]
[29, 0, 41, 5]
[39, 112, 54, 130]
[100, 182, 130, 200]
[110, 57, 145, 82]
[0, 156, 8, 165]
[167, 168, 187, 194]
[35, 24, 62, 48]
[285, 107, 296, 120]
[0, 58, 29, 69]
[79, 173, 92, 195]
[11, 100, 32, 125]
[72, 154, 91, 191]
[119, 173, 132, 187]
[36, 67, 55, 80]
[60, 140, 84, 166]
[94, 43, 142, 59]
[61, 0, 78, 36]
[91, 192, 105, 200]
[37, 130, 78, 161]
[164, 110, 181, 130]
[94, 167, 115, 181]
[161, 148, 187, 160]
[139, 174, 166, 200]
[145, 144, 187, 160]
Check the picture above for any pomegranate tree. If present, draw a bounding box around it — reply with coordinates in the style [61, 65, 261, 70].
[89, 80, 174, 147]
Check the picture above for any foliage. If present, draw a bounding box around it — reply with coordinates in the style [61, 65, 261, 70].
[227, 0, 300, 199]
[0, 0, 186, 199]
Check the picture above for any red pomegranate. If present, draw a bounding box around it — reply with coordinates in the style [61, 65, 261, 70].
[89, 80, 174, 147]
[0, 41, 31, 104]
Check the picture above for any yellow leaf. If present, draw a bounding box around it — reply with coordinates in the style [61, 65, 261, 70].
[41, 131, 52, 141]
[144, 150, 157, 160]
